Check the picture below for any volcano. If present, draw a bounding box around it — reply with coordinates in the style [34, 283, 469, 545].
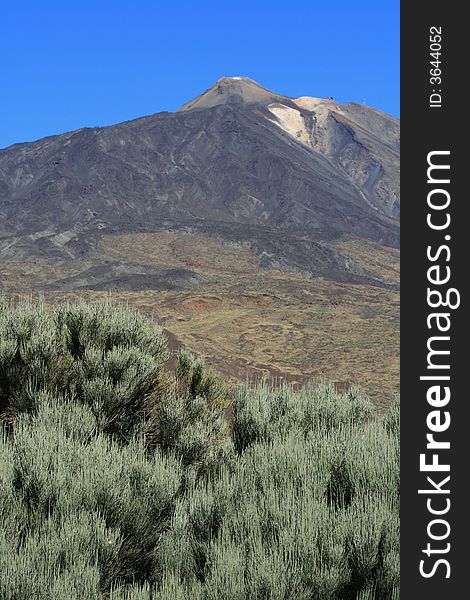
[0, 77, 399, 288]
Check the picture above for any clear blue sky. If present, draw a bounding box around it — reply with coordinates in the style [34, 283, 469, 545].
[0, 0, 399, 149]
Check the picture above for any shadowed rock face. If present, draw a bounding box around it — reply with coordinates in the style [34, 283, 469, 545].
[0, 77, 399, 288]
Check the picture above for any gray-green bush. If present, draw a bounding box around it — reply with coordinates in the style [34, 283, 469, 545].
[0, 299, 399, 599]
[159, 386, 399, 600]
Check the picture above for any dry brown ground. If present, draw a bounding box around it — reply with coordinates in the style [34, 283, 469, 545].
[0, 231, 400, 409]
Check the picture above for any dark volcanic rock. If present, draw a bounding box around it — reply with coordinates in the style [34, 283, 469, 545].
[0, 77, 399, 287]
[45, 262, 206, 292]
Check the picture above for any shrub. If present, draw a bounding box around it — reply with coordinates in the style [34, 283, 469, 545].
[0, 298, 167, 433]
[0, 299, 399, 599]
[0, 299, 231, 595]
[145, 349, 232, 480]
[0, 298, 231, 466]
[232, 381, 374, 453]
[160, 385, 399, 600]
[0, 394, 184, 595]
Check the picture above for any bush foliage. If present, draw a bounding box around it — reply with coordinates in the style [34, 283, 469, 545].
[0, 299, 399, 599]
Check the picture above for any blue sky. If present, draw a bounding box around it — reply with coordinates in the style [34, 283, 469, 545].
[0, 0, 399, 149]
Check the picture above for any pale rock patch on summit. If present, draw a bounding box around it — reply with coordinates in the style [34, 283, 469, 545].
[294, 96, 325, 111]
[267, 103, 312, 146]
[294, 96, 345, 115]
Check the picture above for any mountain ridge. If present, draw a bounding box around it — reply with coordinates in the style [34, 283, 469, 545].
[0, 77, 399, 289]
[0, 80, 400, 399]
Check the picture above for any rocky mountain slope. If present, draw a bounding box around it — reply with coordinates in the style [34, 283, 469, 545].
[0, 77, 399, 290]
[0, 78, 400, 401]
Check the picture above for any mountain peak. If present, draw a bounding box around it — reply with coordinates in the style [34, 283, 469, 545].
[178, 76, 286, 112]
[215, 76, 253, 83]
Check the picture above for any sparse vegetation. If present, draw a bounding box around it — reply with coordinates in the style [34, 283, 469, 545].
[0, 299, 399, 599]
[0, 229, 400, 406]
